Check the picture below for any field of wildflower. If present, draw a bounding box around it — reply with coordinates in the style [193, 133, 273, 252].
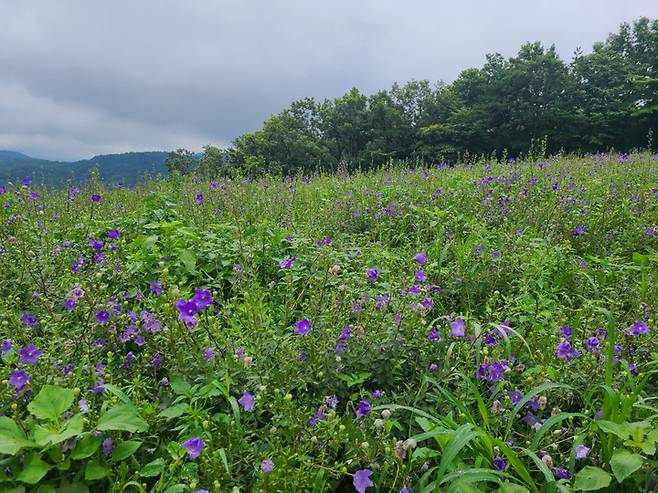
[0, 153, 657, 492]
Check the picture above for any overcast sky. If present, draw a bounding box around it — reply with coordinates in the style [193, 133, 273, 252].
[1, 0, 656, 161]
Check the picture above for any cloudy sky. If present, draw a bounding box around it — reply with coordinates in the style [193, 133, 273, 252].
[1, 0, 656, 161]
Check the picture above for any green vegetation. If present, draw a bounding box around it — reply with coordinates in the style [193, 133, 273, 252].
[0, 152, 656, 491]
[230, 18, 658, 174]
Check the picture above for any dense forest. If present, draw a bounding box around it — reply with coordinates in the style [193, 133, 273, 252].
[211, 17, 656, 175]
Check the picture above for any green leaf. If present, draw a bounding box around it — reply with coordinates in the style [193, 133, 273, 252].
[97, 404, 148, 433]
[111, 440, 142, 461]
[498, 482, 530, 493]
[595, 420, 629, 440]
[35, 486, 56, 493]
[573, 466, 612, 491]
[169, 375, 192, 395]
[610, 449, 643, 483]
[27, 385, 75, 421]
[84, 459, 110, 480]
[58, 480, 89, 493]
[71, 433, 103, 459]
[179, 249, 197, 274]
[163, 483, 187, 493]
[0, 416, 35, 455]
[17, 453, 52, 484]
[33, 413, 84, 446]
[139, 457, 165, 477]
[158, 403, 190, 419]
[162, 485, 187, 493]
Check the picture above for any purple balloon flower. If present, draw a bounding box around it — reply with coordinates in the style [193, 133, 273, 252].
[294, 319, 311, 335]
[181, 437, 205, 459]
[239, 391, 256, 411]
[353, 469, 374, 493]
[18, 344, 43, 365]
[449, 317, 466, 337]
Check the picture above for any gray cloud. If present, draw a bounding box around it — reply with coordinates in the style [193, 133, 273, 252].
[1, 0, 656, 160]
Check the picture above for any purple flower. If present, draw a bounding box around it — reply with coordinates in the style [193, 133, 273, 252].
[366, 268, 379, 282]
[21, 313, 38, 328]
[18, 344, 43, 365]
[191, 289, 213, 310]
[239, 391, 256, 411]
[414, 252, 427, 265]
[196, 192, 204, 203]
[575, 444, 589, 459]
[181, 437, 205, 459]
[91, 194, 102, 203]
[355, 400, 371, 417]
[450, 317, 466, 337]
[294, 319, 311, 335]
[203, 347, 215, 361]
[625, 361, 637, 375]
[175, 299, 199, 325]
[629, 321, 649, 336]
[78, 399, 90, 413]
[107, 229, 121, 239]
[89, 379, 106, 393]
[508, 390, 523, 405]
[427, 328, 440, 341]
[2, 339, 12, 354]
[63, 299, 76, 311]
[150, 280, 163, 295]
[8, 369, 30, 391]
[261, 459, 274, 473]
[555, 340, 581, 361]
[555, 468, 572, 480]
[96, 310, 110, 324]
[429, 363, 438, 372]
[572, 224, 586, 237]
[353, 469, 374, 493]
[559, 325, 573, 339]
[22, 177, 32, 186]
[279, 256, 296, 269]
[492, 456, 507, 471]
[371, 390, 384, 399]
[585, 336, 599, 352]
[415, 269, 426, 282]
[102, 438, 114, 455]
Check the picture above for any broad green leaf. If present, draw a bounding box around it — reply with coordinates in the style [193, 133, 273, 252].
[595, 420, 629, 440]
[498, 482, 530, 493]
[97, 404, 148, 433]
[0, 416, 35, 455]
[158, 403, 190, 419]
[162, 485, 187, 493]
[35, 486, 57, 493]
[58, 480, 89, 493]
[27, 385, 75, 421]
[610, 449, 643, 483]
[84, 459, 110, 480]
[179, 249, 197, 274]
[169, 376, 192, 395]
[111, 440, 142, 461]
[33, 413, 84, 446]
[17, 453, 52, 484]
[573, 466, 612, 491]
[139, 457, 165, 477]
[71, 433, 103, 459]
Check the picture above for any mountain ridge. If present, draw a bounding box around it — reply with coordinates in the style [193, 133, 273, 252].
[0, 150, 170, 187]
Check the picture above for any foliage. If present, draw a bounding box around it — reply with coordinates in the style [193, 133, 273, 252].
[0, 152, 657, 491]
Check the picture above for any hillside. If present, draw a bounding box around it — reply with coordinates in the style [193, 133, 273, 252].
[0, 151, 169, 186]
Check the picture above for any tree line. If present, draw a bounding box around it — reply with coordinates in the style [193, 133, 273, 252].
[167, 17, 658, 177]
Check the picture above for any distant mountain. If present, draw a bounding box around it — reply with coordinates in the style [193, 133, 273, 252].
[0, 151, 32, 161]
[0, 151, 170, 187]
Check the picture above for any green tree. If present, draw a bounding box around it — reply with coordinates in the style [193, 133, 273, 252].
[164, 148, 196, 175]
